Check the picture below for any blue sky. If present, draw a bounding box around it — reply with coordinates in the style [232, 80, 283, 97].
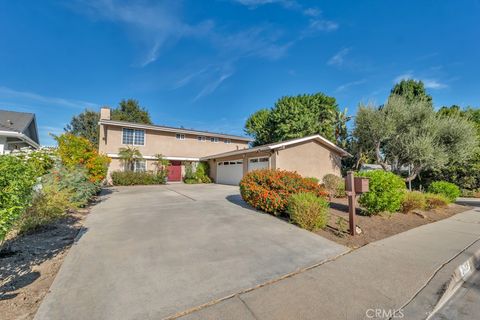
[0, 0, 479, 146]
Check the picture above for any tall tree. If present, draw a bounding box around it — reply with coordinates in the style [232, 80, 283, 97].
[422, 105, 480, 190]
[111, 99, 152, 124]
[244, 109, 272, 147]
[65, 99, 153, 147]
[244, 93, 343, 146]
[64, 109, 100, 146]
[353, 96, 478, 182]
[390, 79, 433, 106]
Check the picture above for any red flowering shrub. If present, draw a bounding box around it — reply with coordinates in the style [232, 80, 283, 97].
[240, 169, 328, 215]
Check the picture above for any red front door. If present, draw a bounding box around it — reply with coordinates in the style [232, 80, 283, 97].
[167, 161, 182, 182]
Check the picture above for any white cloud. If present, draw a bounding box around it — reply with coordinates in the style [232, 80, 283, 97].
[393, 72, 448, 89]
[328, 48, 351, 67]
[0, 86, 97, 109]
[309, 19, 338, 32]
[77, 0, 213, 67]
[336, 79, 366, 92]
[233, 0, 298, 9]
[303, 8, 321, 17]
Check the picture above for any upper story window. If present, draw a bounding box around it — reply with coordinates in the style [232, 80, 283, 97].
[197, 136, 206, 142]
[210, 137, 219, 143]
[122, 128, 145, 145]
[224, 139, 231, 144]
[176, 133, 185, 140]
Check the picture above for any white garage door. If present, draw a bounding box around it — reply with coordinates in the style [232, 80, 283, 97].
[248, 157, 269, 172]
[216, 160, 244, 185]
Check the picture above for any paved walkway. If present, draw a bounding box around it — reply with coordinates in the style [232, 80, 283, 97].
[180, 207, 480, 320]
[34, 184, 347, 320]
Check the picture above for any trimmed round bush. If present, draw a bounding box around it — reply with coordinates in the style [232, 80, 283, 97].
[240, 169, 328, 215]
[427, 181, 460, 203]
[287, 192, 330, 231]
[322, 174, 345, 198]
[401, 191, 426, 213]
[357, 170, 406, 215]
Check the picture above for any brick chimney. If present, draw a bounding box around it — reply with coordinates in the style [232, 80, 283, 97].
[100, 107, 111, 120]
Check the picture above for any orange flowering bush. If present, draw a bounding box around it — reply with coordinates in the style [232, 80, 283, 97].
[55, 133, 110, 183]
[240, 169, 328, 215]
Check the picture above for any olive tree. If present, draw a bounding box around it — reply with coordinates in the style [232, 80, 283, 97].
[353, 95, 478, 182]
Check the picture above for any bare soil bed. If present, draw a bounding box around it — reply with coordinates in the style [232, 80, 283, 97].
[0, 209, 89, 320]
[317, 197, 472, 249]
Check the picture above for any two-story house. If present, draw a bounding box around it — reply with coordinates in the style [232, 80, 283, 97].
[0, 109, 40, 154]
[98, 107, 252, 182]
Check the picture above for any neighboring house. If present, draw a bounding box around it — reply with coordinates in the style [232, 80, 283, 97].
[202, 135, 351, 185]
[98, 107, 351, 185]
[98, 107, 252, 182]
[0, 109, 40, 154]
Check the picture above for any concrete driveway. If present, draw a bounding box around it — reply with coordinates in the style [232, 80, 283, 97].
[35, 184, 348, 320]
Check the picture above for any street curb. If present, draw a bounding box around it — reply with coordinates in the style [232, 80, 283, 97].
[426, 247, 480, 319]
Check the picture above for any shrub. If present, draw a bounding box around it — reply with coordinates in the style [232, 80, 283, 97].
[18, 182, 76, 234]
[240, 169, 328, 214]
[183, 162, 212, 184]
[43, 166, 100, 207]
[304, 177, 320, 184]
[14, 147, 56, 176]
[427, 181, 461, 203]
[287, 192, 330, 231]
[111, 171, 167, 186]
[461, 189, 480, 198]
[322, 174, 345, 198]
[401, 191, 426, 213]
[195, 162, 212, 183]
[357, 171, 406, 215]
[0, 155, 37, 242]
[424, 193, 449, 209]
[55, 133, 110, 182]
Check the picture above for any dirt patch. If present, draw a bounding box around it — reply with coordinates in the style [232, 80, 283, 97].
[316, 198, 472, 249]
[0, 209, 90, 320]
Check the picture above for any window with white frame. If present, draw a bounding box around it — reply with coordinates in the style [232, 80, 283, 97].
[197, 136, 206, 142]
[224, 139, 231, 144]
[210, 137, 219, 143]
[134, 160, 146, 172]
[124, 159, 146, 172]
[122, 128, 145, 145]
[176, 133, 185, 140]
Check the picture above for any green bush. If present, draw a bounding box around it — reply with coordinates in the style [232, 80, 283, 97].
[304, 177, 320, 184]
[427, 181, 461, 203]
[401, 191, 426, 213]
[183, 162, 212, 184]
[18, 182, 76, 234]
[43, 166, 100, 207]
[55, 133, 110, 182]
[111, 171, 167, 186]
[322, 174, 345, 198]
[424, 193, 449, 209]
[195, 162, 212, 183]
[240, 169, 329, 215]
[357, 171, 406, 215]
[0, 155, 37, 242]
[287, 192, 330, 231]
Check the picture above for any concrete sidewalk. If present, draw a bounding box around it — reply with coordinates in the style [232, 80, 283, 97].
[180, 207, 480, 320]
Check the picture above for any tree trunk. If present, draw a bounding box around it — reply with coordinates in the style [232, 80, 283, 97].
[375, 143, 389, 171]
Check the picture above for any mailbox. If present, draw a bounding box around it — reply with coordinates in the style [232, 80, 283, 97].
[345, 176, 369, 194]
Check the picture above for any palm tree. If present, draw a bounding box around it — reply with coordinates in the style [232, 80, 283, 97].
[118, 147, 142, 171]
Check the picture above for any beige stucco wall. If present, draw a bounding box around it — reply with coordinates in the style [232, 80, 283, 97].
[275, 140, 342, 179]
[99, 124, 250, 158]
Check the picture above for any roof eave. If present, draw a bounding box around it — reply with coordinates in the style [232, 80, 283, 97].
[98, 120, 253, 142]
